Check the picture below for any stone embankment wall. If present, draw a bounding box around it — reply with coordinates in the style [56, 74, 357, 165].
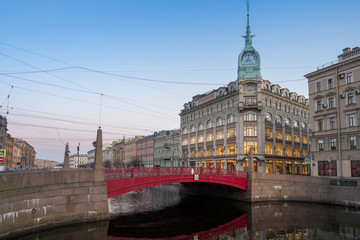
[181, 172, 360, 208]
[0, 169, 109, 239]
[248, 172, 360, 207]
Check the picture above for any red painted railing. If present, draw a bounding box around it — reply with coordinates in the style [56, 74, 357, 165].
[105, 167, 247, 180]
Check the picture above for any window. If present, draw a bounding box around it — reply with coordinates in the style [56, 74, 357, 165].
[227, 114, 235, 124]
[216, 145, 224, 156]
[206, 148, 213, 156]
[350, 136, 357, 149]
[293, 120, 299, 128]
[331, 138, 336, 150]
[265, 127, 272, 138]
[182, 139, 188, 146]
[198, 135, 204, 143]
[349, 114, 356, 127]
[207, 120, 213, 129]
[347, 72, 353, 84]
[198, 123, 204, 131]
[318, 119, 323, 131]
[347, 93, 355, 105]
[275, 130, 282, 140]
[284, 118, 291, 127]
[275, 116, 282, 125]
[216, 131, 224, 140]
[275, 143, 282, 156]
[316, 100, 322, 111]
[244, 126, 257, 137]
[206, 133, 213, 142]
[318, 140, 324, 151]
[328, 78, 334, 89]
[216, 117, 223, 126]
[182, 128, 188, 134]
[190, 125, 195, 133]
[190, 136, 196, 144]
[265, 142, 273, 154]
[330, 117, 336, 130]
[246, 85, 255, 90]
[265, 113, 272, 122]
[329, 97, 335, 108]
[227, 128, 236, 138]
[316, 82, 322, 92]
[244, 141, 257, 154]
[244, 111, 257, 121]
[227, 143, 236, 155]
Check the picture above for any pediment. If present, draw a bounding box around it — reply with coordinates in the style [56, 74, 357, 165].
[325, 91, 337, 97]
[343, 86, 357, 93]
[313, 95, 324, 100]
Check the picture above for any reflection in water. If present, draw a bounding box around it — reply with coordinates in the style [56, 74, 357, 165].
[4, 183, 360, 240]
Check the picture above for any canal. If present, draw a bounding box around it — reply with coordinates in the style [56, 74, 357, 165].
[5, 184, 360, 240]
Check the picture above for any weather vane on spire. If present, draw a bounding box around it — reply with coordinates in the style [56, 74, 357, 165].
[243, 0, 255, 46]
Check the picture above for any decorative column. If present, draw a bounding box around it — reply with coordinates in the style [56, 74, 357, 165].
[94, 127, 104, 170]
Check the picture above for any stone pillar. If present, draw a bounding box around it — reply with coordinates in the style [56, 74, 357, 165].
[94, 127, 105, 181]
[94, 127, 104, 170]
[248, 147, 254, 177]
[63, 143, 70, 169]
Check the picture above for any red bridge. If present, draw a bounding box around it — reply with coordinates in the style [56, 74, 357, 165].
[105, 167, 248, 198]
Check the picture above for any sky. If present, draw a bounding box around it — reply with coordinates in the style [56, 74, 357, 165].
[0, 0, 359, 162]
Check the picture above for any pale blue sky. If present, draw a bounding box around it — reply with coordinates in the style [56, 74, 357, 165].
[0, 0, 359, 162]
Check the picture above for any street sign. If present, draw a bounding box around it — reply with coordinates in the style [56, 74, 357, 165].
[0, 149, 6, 157]
[0, 157, 4, 162]
[305, 158, 310, 164]
[266, 163, 270, 168]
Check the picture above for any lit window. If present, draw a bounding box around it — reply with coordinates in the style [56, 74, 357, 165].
[244, 126, 257, 137]
[182, 139, 188, 146]
[265, 127, 272, 138]
[318, 140, 324, 151]
[265, 142, 273, 155]
[275, 143, 282, 156]
[316, 82, 322, 92]
[198, 149, 204, 157]
[227, 143, 236, 155]
[331, 138, 336, 150]
[227, 128, 236, 138]
[350, 136, 357, 149]
[216, 146, 224, 156]
[285, 132, 291, 141]
[347, 72, 353, 84]
[206, 133, 213, 142]
[244, 141, 257, 154]
[275, 130, 282, 140]
[216, 131, 224, 140]
[206, 148, 213, 156]
[294, 133, 300, 142]
[198, 135, 204, 143]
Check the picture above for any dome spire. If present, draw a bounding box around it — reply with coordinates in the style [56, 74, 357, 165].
[243, 0, 255, 46]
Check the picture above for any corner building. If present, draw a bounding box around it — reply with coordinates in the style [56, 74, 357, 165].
[180, 3, 310, 174]
[305, 47, 360, 178]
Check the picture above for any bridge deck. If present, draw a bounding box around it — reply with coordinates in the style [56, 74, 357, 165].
[105, 167, 248, 198]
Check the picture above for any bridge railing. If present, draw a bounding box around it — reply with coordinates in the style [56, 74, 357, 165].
[105, 167, 247, 180]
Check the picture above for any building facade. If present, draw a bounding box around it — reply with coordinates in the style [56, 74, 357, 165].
[153, 130, 181, 167]
[124, 136, 143, 166]
[136, 135, 154, 167]
[0, 115, 7, 170]
[14, 138, 36, 168]
[5, 134, 14, 169]
[69, 154, 88, 168]
[305, 46, 360, 178]
[180, 3, 310, 174]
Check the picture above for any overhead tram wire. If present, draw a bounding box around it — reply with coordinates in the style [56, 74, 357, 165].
[0, 80, 177, 121]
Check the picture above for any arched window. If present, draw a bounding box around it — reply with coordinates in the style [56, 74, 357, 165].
[285, 118, 291, 127]
[301, 122, 306, 129]
[244, 111, 257, 121]
[227, 114, 235, 124]
[265, 98, 267, 106]
[269, 99, 272, 108]
[266, 113, 272, 122]
[276, 89, 279, 94]
[293, 120, 299, 128]
[190, 125, 195, 133]
[276, 115, 282, 124]
[279, 103, 282, 111]
[182, 127, 188, 134]
[266, 84, 269, 91]
[216, 117, 223, 126]
[207, 120, 213, 129]
[198, 123, 204, 131]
